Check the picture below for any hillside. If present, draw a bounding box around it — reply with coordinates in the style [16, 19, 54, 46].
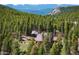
[60, 6, 79, 13]
[0, 4, 79, 55]
[48, 6, 79, 15]
[0, 4, 42, 16]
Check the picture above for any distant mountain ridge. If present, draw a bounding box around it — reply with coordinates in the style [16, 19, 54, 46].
[6, 4, 79, 15]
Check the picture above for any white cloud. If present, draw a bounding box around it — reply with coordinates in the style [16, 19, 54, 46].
[0, 0, 79, 5]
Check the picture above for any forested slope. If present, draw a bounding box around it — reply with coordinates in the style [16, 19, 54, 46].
[0, 5, 79, 55]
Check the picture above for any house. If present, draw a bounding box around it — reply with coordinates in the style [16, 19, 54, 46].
[20, 34, 35, 41]
[31, 30, 38, 37]
[20, 35, 27, 41]
[35, 33, 43, 42]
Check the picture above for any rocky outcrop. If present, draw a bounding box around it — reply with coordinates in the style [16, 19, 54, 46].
[48, 7, 61, 15]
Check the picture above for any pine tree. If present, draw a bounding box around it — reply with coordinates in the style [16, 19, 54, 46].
[38, 43, 45, 55]
[50, 34, 62, 55]
[61, 21, 70, 55]
[11, 38, 20, 55]
[30, 43, 38, 55]
[19, 40, 34, 55]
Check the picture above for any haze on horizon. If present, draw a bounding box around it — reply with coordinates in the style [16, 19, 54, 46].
[0, 0, 79, 5]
